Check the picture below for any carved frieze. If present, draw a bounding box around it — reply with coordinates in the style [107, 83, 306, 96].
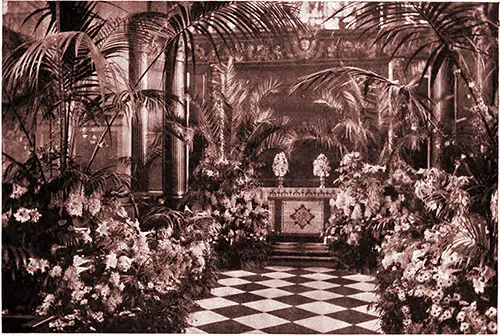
[192, 30, 383, 64]
[290, 33, 321, 60]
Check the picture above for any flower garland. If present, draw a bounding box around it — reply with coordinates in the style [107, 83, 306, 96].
[313, 153, 331, 177]
[272, 152, 289, 177]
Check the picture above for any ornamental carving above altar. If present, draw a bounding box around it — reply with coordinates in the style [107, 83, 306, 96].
[262, 187, 336, 199]
[193, 30, 384, 64]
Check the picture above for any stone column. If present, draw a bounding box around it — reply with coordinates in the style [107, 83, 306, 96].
[478, 4, 498, 107]
[387, 60, 395, 153]
[164, 40, 187, 205]
[128, 20, 149, 191]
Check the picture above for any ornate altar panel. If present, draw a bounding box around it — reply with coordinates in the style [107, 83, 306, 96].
[283, 201, 324, 234]
[261, 187, 335, 236]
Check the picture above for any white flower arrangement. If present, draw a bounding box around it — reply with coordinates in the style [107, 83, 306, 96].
[313, 153, 331, 177]
[65, 187, 85, 217]
[13, 207, 41, 223]
[21, 200, 219, 332]
[272, 152, 289, 177]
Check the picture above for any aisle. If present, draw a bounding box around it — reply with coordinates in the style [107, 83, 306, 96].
[187, 266, 381, 334]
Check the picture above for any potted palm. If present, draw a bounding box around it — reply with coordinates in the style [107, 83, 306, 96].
[188, 57, 295, 269]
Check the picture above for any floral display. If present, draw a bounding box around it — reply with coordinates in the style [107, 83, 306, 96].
[3, 153, 95, 314]
[323, 151, 497, 334]
[25, 201, 217, 332]
[377, 218, 497, 333]
[375, 167, 497, 334]
[272, 152, 289, 177]
[2, 1, 497, 334]
[2, 148, 219, 332]
[312, 153, 331, 177]
[323, 152, 387, 270]
[188, 158, 271, 269]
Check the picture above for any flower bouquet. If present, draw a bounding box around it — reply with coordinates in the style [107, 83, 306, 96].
[272, 152, 288, 187]
[313, 153, 331, 188]
[26, 201, 217, 333]
[323, 152, 387, 271]
[375, 168, 497, 334]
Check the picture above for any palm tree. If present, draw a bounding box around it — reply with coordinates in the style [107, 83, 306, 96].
[3, 1, 140, 176]
[294, 76, 377, 161]
[192, 57, 294, 167]
[3, 1, 305, 198]
[2, 0, 305, 318]
[127, 2, 304, 85]
[293, 2, 498, 268]
[126, 2, 304, 197]
[336, 2, 497, 150]
[292, 67, 432, 165]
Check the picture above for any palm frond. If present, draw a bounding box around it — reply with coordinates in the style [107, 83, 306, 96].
[249, 77, 281, 113]
[329, 2, 498, 142]
[294, 118, 340, 153]
[243, 118, 294, 161]
[191, 55, 287, 163]
[332, 119, 372, 152]
[446, 214, 490, 264]
[141, 206, 186, 231]
[2, 244, 32, 274]
[291, 66, 395, 94]
[190, 95, 221, 152]
[4, 31, 113, 103]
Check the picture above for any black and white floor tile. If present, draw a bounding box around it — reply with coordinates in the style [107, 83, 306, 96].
[187, 266, 381, 334]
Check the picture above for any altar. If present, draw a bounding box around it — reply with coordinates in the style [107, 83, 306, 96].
[261, 187, 336, 237]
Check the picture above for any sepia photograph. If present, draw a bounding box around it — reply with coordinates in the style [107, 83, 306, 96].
[2, 1, 498, 333]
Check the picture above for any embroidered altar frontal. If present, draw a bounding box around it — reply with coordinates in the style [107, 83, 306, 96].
[261, 188, 336, 236]
[282, 201, 324, 234]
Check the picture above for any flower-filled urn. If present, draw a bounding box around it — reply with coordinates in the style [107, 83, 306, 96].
[272, 152, 288, 188]
[313, 153, 331, 188]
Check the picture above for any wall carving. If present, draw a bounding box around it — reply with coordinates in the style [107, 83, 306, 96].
[261, 187, 336, 199]
[193, 31, 382, 64]
[281, 200, 324, 234]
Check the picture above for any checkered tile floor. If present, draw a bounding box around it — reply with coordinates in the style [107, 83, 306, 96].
[187, 266, 381, 334]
